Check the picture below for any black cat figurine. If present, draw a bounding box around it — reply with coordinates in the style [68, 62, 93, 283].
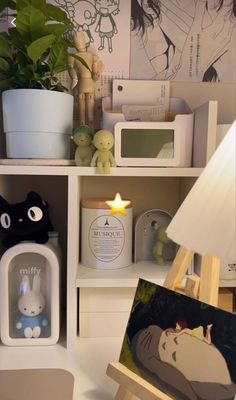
[0, 191, 54, 249]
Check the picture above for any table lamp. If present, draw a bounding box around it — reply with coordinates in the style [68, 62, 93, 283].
[164, 121, 236, 307]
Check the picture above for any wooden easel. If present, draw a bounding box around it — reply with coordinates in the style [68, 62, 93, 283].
[107, 246, 221, 400]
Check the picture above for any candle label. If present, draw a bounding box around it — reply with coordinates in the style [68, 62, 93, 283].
[89, 215, 125, 262]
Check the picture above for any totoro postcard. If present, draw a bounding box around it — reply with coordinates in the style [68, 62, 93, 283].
[119, 279, 236, 400]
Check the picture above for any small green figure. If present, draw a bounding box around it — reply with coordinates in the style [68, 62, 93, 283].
[90, 129, 116, 174]
[72, 125, 94, 166]
[153, 226, 174, 265]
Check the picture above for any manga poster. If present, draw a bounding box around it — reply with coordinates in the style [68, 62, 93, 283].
[120, 279, 236, 400]
[53, 1, 236, 82]
[130, 0, 236, 82]
[2, 1, 235, 82]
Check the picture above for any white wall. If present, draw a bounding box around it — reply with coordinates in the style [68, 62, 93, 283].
[171, 82, 236, 124]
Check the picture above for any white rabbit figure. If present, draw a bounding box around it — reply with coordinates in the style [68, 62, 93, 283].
[16, 275, 48, 338]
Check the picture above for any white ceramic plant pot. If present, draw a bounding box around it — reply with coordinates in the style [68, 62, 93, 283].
[2, 89, 74, 159]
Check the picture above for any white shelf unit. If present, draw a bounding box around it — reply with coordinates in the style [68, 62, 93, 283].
[76, 261, 171, 288]
[65, 167, 202, 346]
[0, 165, 202, 348]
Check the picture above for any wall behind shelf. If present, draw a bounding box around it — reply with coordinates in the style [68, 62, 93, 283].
[171, 82, 236, 124]
[81, 176, 182, 218]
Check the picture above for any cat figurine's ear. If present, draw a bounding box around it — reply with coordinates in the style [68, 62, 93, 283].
[0, 195, 9, 208]
[27, 191, 42, 202]
[27, 191, 48, 207]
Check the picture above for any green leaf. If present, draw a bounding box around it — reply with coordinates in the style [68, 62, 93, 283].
[0, 0, 16, 12]
[42, 4, 72, 25]
[0, 34, 11, 58]
[0, 77, 14, 92]
[43, 23, 68, 36]
[30, 0, 46, 8]
[16, 0, 30, 10]
[0, 57, 11, 74]
[69, 53, 90, 71]
[48, 39, 68, 74]
[16, 6, 46, 41]
[27, 34, 55, 64]
[16, 0, 46, 10]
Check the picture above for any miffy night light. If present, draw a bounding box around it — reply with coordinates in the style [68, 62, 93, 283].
[90, 129, 116, 174]
[16, 275, 48, 338]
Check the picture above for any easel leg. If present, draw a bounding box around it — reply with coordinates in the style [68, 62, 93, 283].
[107, 362, 173, 400]
[199, 255, 220, 306]
[164, 246, 194, 291]
[115, 385, 133, 400]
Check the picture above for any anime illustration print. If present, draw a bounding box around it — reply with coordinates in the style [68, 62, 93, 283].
[120, 279, 236, 400]
[54, 0, 97, 46]
[95, 0, 120, 53]
[53, 0, 120, 52]
[130, 0, 236, 82]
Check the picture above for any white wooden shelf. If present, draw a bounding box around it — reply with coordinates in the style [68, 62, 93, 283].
[0, 163, 203, 177]
[0, 337, 123, 400]
[76, 261, 171, 288]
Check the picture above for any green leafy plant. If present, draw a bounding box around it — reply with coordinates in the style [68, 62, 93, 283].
[0, 0, 86, 92]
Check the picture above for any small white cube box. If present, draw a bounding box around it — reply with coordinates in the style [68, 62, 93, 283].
[79, 287, 136, 338]
[0, 239, 60, 346]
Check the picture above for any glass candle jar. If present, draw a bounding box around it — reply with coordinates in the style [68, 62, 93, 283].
[81, 198, 133, 269]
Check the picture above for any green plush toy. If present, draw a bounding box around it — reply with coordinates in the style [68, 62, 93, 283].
[72, 125, 94, 166]
[153, 226, 175, 265]
[90, 129, 117, 174]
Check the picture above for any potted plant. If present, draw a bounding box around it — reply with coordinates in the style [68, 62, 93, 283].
[0, 0, 85, 159]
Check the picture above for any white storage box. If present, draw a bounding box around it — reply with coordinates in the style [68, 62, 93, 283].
[79, 287, 135, 337]
[102, 97, 194, 167]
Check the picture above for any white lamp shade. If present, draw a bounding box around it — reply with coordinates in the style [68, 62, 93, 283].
[166, 121, 236, 263]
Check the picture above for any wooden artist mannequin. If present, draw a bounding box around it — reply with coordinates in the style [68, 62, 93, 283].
[68, 32, 104, 129]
